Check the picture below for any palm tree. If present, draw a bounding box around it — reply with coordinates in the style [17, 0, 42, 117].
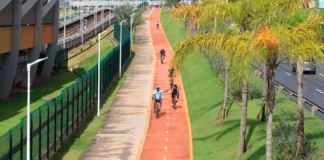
[253, 26, 280, 160]
[170, 27, 257, 155]
[225, 32, 256, 156]
[171, 0, 324, 158]
[282, 11, 324, 156]
[172, 1, 236, 120]
[170, 1, 256, 155]
[171, 4, 202, 33]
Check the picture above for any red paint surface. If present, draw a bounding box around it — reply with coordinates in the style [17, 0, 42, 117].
[140, 9, 191, 160]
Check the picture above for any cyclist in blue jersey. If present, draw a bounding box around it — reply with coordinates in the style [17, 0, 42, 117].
[152, 87, 169, 113]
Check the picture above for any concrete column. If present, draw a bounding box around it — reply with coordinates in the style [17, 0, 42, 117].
[21, 0, 43, 88]
[94, 10, 97, 35]
[0, 0, 22, 99]
[41, 1, 59, 77]
[101, 10, 104, 31]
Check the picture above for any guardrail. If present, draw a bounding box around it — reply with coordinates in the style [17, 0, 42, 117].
[58, 15, 115, 45]
[59, 8, 114, 28]
[251, 65, 324, 116]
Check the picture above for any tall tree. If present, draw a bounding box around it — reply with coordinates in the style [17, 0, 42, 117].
[253, 26, 280, 160]
[114, 5, 143, 29]
[282, 11, 324, 156]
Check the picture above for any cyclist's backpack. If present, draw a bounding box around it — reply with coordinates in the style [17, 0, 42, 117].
[172, 87, 178, 95]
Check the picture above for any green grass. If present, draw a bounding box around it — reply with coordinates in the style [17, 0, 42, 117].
[0, 72, 77, 136]
[160, 7, 324, 160]
[73, 37, 115, 75]
[0, 35, 115, 137]
[55, 50, 135, 159]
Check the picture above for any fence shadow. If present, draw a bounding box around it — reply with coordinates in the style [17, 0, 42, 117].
[0, 70, 78, 126]
[54, 51, 135, 159]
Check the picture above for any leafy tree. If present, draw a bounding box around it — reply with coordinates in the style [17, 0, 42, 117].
[114, 5, 144, 29]
[164, 0, 181, 7]
[170, 0, 324, 159]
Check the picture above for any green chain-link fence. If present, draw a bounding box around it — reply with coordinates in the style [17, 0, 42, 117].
[0, 24, 131, 160]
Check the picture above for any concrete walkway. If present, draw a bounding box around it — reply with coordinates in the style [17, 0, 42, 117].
[81, 9, 154, 160]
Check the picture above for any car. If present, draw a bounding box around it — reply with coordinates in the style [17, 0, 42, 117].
[292, 59, 316, 74]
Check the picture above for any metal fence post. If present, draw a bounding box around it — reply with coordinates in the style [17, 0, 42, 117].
[89, 70, 92, 110]
[66, 87, 70, 136]
[93, 69, 96, 107]
[9, 129, 13, 160]
[60, 91, 64, 145]
[20, 118, 24, 160]
[54, 98, 57, 152]
[38, 107, 42, 160]
[47, 102, 50, 158]
[85, 73, 88, 114]
[77, 79, 80, 126]
[72, 84, 75, 131]
[81, 75, 84, 119]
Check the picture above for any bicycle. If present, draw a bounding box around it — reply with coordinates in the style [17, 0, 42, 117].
[161, 54, 165, 64]
[154, 100, 161, 119]
[171, 95, 177, 109]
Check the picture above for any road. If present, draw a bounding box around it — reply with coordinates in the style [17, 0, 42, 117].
[273, 61, 324, 120]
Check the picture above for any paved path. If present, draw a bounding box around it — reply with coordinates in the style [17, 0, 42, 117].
[139, 8, 193, 160]
[81, 9, 154, 160]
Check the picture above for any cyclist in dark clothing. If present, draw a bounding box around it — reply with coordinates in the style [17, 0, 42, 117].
[171, 84, 179, 108]
[160, 48, 165, 64]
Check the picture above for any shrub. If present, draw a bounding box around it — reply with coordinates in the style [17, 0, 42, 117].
[274, 121, 318, 160]
[230, 83, 262, 101]
[207, 54, 262, 101]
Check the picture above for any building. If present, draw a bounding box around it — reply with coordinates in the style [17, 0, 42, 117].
[0, 0, 60, 99]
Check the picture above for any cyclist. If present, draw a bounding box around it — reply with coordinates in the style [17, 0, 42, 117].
[156, 20, 160, 29]
[171, 84, 179, 107]
[152, 87, 169, 113]
[160, 48, 166, 64]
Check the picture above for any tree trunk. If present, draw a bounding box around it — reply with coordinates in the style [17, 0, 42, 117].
[266, 108, 273, 160]
[261, 63, 267, 121]
[266, 56, 276, 160]
[296, 60, 305, 156]
[222, 59, 229, 119]
[237, 78, 248, 156]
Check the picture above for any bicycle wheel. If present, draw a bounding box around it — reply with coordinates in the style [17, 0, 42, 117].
[155, 103, 159, 119]
[172, 96, 176, 109]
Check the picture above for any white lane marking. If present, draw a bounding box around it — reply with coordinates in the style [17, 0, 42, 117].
[319, 73, 324, 77]
[316, 89, 324, 94]
[285, 72, 291, 76]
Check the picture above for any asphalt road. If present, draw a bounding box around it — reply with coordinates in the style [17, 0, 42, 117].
[274, 61, 324, 120]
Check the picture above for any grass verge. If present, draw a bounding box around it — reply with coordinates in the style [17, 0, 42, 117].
[54, 50, 135, 159]
[160, 7, 324, 160]
[0, 33, 114, 136]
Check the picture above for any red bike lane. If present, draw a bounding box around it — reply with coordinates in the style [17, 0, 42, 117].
[138, 8, 193, 160]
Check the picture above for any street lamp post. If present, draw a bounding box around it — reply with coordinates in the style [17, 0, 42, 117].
[130, 11, 138, 58]
[81, 19, 87, 45]
[97, 30, 106, 117]
[26, 57, 48, 160]
[119, 19, 128, 79]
